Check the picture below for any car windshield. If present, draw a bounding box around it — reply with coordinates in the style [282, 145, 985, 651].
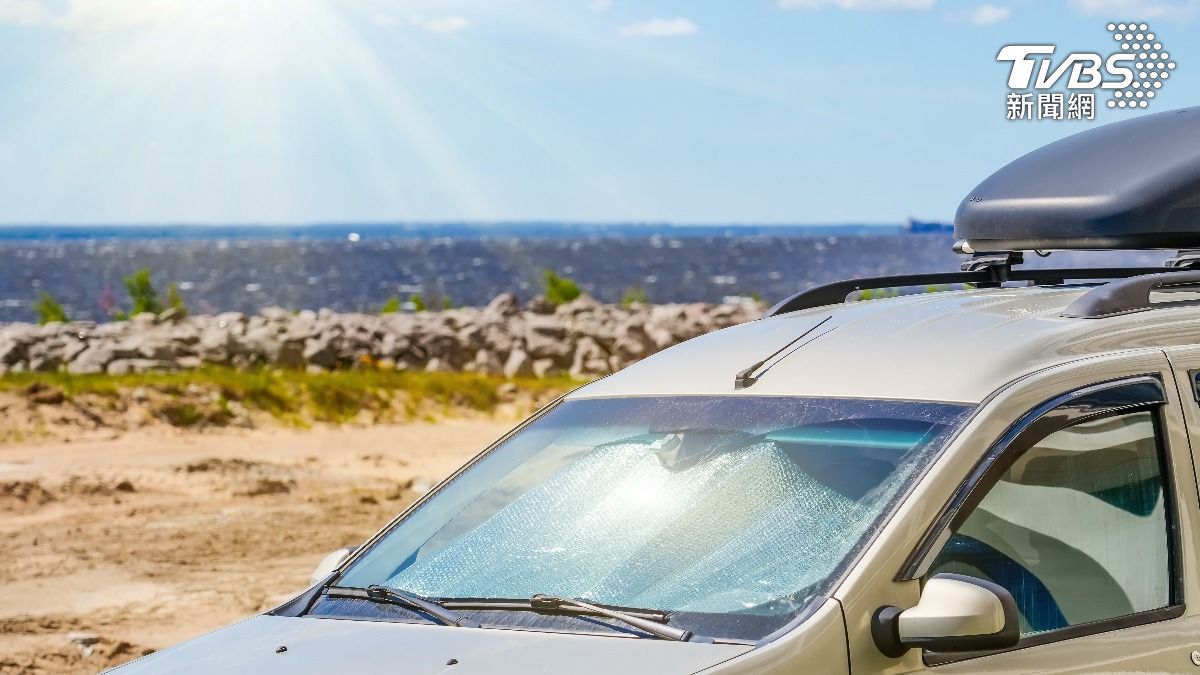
[334, 396, 973, 641]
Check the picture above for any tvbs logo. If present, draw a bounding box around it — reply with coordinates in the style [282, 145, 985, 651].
[997, 23, 1174, 121]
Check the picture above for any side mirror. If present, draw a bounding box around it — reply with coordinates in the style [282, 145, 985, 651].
[309, 547, 356, 586]
[872, 573, 1019, 658]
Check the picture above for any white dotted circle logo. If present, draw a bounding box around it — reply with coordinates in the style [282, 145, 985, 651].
[1107, 22, 1173, 109]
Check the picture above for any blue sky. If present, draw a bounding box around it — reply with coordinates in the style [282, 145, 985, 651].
[0, 0, 1196, 225]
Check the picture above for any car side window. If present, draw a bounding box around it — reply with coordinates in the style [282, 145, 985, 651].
[927, 411, 1173, 638]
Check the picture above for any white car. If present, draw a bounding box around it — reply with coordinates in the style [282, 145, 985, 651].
[111, 107, 1200, 673]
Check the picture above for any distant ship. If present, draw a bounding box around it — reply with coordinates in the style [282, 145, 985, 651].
[906, 218, 954, 234]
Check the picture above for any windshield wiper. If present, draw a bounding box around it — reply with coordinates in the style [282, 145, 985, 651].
[325, 585, 481, 628]
[529, 594, 707, 642]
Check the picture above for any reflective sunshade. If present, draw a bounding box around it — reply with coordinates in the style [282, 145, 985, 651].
[337, 396, 972, 640]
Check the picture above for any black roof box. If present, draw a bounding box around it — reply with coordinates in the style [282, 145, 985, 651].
[955, 107, 1200, 252]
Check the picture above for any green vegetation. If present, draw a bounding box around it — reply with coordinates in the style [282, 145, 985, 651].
[620, 286, 649, 308]
[33, 292, 69, 324]
[410, 293, 427, 312]
[854, 287, 900, 301]
[543, 269, 582, 306]
[380, 297, 401, 314]
[0, 367, 577, 427]
[123, 268, 163, 316]
[855, 284, 973, 302]
[167, 283, 188, 317]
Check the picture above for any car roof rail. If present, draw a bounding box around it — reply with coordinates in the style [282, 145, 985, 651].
[1061, 270, 1200, 318]
[767, 267, 1171, 317]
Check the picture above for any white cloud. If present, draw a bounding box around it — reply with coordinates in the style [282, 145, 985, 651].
[588, 0, 612, 10]
[778, 0, 935, 9]
[412, 15, 470, 33]
[969, 3, 1010, 23]
[1068, 0, 1199, 19]
[618, 17, 698, 38]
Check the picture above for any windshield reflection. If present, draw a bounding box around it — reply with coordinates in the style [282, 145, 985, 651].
[335, 396, 973, 641]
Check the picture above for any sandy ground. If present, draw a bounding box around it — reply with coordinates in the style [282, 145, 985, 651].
[0, 421, 509, 674]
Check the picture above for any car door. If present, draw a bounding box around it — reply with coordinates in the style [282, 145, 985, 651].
[836, 352, 1200, 674]
[910, 368, 1200, 673]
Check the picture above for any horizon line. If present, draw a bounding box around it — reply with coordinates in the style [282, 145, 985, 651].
[0, 220, 941, 229]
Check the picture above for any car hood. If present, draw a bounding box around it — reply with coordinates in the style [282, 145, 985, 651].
[107, 615, 753, 674]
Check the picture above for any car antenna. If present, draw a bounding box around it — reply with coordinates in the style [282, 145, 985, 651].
[734, 316, 831, 390]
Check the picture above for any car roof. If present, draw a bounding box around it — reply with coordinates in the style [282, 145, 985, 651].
[568, 284, 1200, 405]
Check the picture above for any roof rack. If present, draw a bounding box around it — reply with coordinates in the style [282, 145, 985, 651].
[1062, 270, 1200, 318]
[767, 267, 1169, 317]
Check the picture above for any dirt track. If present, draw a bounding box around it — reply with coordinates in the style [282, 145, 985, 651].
[0, 421, 507, 674]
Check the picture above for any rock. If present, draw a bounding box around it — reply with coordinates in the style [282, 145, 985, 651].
[524, 319, 571, 363]
[68, 345, 115, 374]
[303, 335, 338, 369]
[481, 323, 515, 356]
[214, 312, 247, 332]
[242, 325, 302, 366]
[2, 479, 55, 507]
[68, 632, 102, 647]
[61, 339, 87, 363]
[67, 631, 102, 658]
[169, 323, 201, 345]
[24, 382, 65, 405]
[503, 348, 533, 378]
[378, 332, 409, 360]
[532, 357, 562, 378]
[456, 323, 484, 350]
[525, 295, 555, 314]
[158, 306, 187, 323]
[261, 306, 291, 322]
[237, 478, 294, 497]
[276, 339, 305, 368]
[423, 331, 470, 369]
[137, 337, 178, 361]
[613, 322, 653, 360]
[483, 293, 519, 318]
[0, 299, 759, 379]
[196, 326, 232, 363]
[28, 354, 62, 372]
[284, 318, 320, 342]
[556, 295, 600, 316]
[0, 338, 26, 366]
[469, 348, 503, 375]
[647, 325, 675, 350]
[240, 326, 275, 360]
[26, 339, 70, 372]
[570, 336, 609, 378]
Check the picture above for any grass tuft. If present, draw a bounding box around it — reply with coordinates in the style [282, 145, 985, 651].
[0, 367, 577, 428]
